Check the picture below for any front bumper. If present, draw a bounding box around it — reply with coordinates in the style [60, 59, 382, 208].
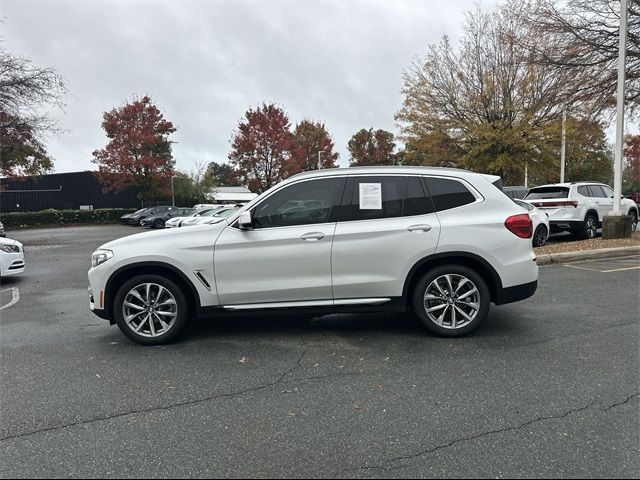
[88, 287, 110, 321]
[1, 252, 25, 276]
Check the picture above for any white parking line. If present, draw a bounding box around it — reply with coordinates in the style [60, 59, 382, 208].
[0, 287, 20, 310]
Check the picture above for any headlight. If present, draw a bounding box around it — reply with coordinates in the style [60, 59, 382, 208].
[91, 249, 113, 267]
[0, 244, 19, 253]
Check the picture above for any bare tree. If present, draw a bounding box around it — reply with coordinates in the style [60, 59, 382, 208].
[520, 0, 640, 117]
[0, 41, 67, 176]
[396, 1, 608, 184]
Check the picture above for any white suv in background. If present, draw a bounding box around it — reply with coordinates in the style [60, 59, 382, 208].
[525, 182, 639, 239]
[88, 167, 539, 345]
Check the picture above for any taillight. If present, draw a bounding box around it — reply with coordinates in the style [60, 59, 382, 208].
[505, 214, 533, 238]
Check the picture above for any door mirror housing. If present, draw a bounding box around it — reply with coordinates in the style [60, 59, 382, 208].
[238, 211, 253, 230]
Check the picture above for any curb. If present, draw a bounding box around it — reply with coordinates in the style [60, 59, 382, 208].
[536, 246, 640, 266]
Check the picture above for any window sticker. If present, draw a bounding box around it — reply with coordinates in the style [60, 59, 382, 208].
[359, 183, 382, 210]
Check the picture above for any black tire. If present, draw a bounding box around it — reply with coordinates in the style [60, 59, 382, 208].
[532, 225, 548, 247]
[629, 209, 638, 232]
[153, 219, 165, 229]
[576, 213, 598, 240]
[113, 274, 190, 345]
[412, 264, 490, 337]
[137, 217, 145, 226]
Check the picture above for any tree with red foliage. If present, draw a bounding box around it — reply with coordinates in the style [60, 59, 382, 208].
[348, 128, 397, 166]
[623, 135, 640, 193]
[228, 104, 301, 193]
[92, 96, 176, 203]
[292, 120, 339, 170]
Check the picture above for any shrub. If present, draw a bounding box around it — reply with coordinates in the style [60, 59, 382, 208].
[0, 208, 137, 228]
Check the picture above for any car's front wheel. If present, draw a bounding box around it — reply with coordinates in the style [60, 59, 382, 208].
[113, 275, 189, 345]
[412, 265, 490, 337]
[629, 209, 638, 232]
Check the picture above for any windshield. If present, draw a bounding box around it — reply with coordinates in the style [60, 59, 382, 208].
[201, 208, 227, 217]
[213, 208, 239, 218]
[193, 208, 216, 217]
[525, 187, 569, 200]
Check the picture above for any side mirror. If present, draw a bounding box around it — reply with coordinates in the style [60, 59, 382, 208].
[238, 211, 253, 230]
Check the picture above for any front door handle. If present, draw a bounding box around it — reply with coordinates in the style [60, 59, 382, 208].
[407, 224, 432, 233]
[301, 232, 325, 241]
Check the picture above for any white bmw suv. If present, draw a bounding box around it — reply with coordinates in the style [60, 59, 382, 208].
[88, 167, 539, 345]
[524, 182, 639, 239]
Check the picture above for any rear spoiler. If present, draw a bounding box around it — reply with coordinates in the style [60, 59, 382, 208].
[482, 174, 503, 191]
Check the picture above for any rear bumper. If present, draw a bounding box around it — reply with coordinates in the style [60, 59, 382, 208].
[495, 280, 538, 306]
[550, 220, 583, 231]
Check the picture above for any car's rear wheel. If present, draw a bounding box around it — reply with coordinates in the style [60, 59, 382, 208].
[412, 265, 490, 337]
[153, 219, 165, 229]
[114, 275, 189, 345]
[532, 225, 548, 247]
[577, 213, 598, 240]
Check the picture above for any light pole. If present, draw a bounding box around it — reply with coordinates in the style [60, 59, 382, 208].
[613, 0, 628, 215]
[171, 175, 175, 207]
[560, 108, 566, 183]
[604, 0, 630, 237]
[317, 151, 322, 170]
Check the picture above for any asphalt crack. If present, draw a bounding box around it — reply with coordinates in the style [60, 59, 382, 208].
[338, 392, 640, 475]
[1, 349, 309, 443]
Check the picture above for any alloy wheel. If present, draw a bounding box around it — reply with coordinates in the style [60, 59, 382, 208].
[122, 283, 178, 338]
[423, 274, 480, 330]
[534, 226, 548, 247]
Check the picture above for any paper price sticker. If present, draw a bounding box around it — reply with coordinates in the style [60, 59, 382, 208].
[359, 183, 382, 210]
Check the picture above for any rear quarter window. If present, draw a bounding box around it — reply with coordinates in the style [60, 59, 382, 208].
[424, 177, 477, 211]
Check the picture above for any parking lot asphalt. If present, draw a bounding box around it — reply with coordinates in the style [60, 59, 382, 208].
[1, 225, 638, 479]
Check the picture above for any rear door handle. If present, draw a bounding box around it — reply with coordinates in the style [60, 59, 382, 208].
[407, 224, 432, 233]
[301, 232, 325, 241]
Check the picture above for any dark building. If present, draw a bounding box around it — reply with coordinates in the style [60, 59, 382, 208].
[0, 171, 150, 213]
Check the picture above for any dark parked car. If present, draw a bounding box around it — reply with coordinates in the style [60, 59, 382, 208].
[121, 206, 174, 226]
[141, 208, 196, 229]
[503, 186, 529, 200]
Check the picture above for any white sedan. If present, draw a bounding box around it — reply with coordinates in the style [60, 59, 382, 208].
[0, 238, 25, 277]
[514, 199, 550, 247]
[165, 208, 217, 228]
[180, 207, 240, 227]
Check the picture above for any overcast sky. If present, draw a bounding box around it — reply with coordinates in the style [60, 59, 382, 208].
[2, 0, 513, 173]
[3, 0, 637, 175]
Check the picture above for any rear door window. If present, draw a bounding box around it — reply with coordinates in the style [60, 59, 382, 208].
[424, 177, 477, 212]
[403, 177, 434, 216]
[339, 176, 406, 222]
[577, 186, 591, 197]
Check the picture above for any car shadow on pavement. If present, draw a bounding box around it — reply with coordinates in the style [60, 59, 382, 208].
[180, 309, 522, 344]
[0, 276, 23, 287]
